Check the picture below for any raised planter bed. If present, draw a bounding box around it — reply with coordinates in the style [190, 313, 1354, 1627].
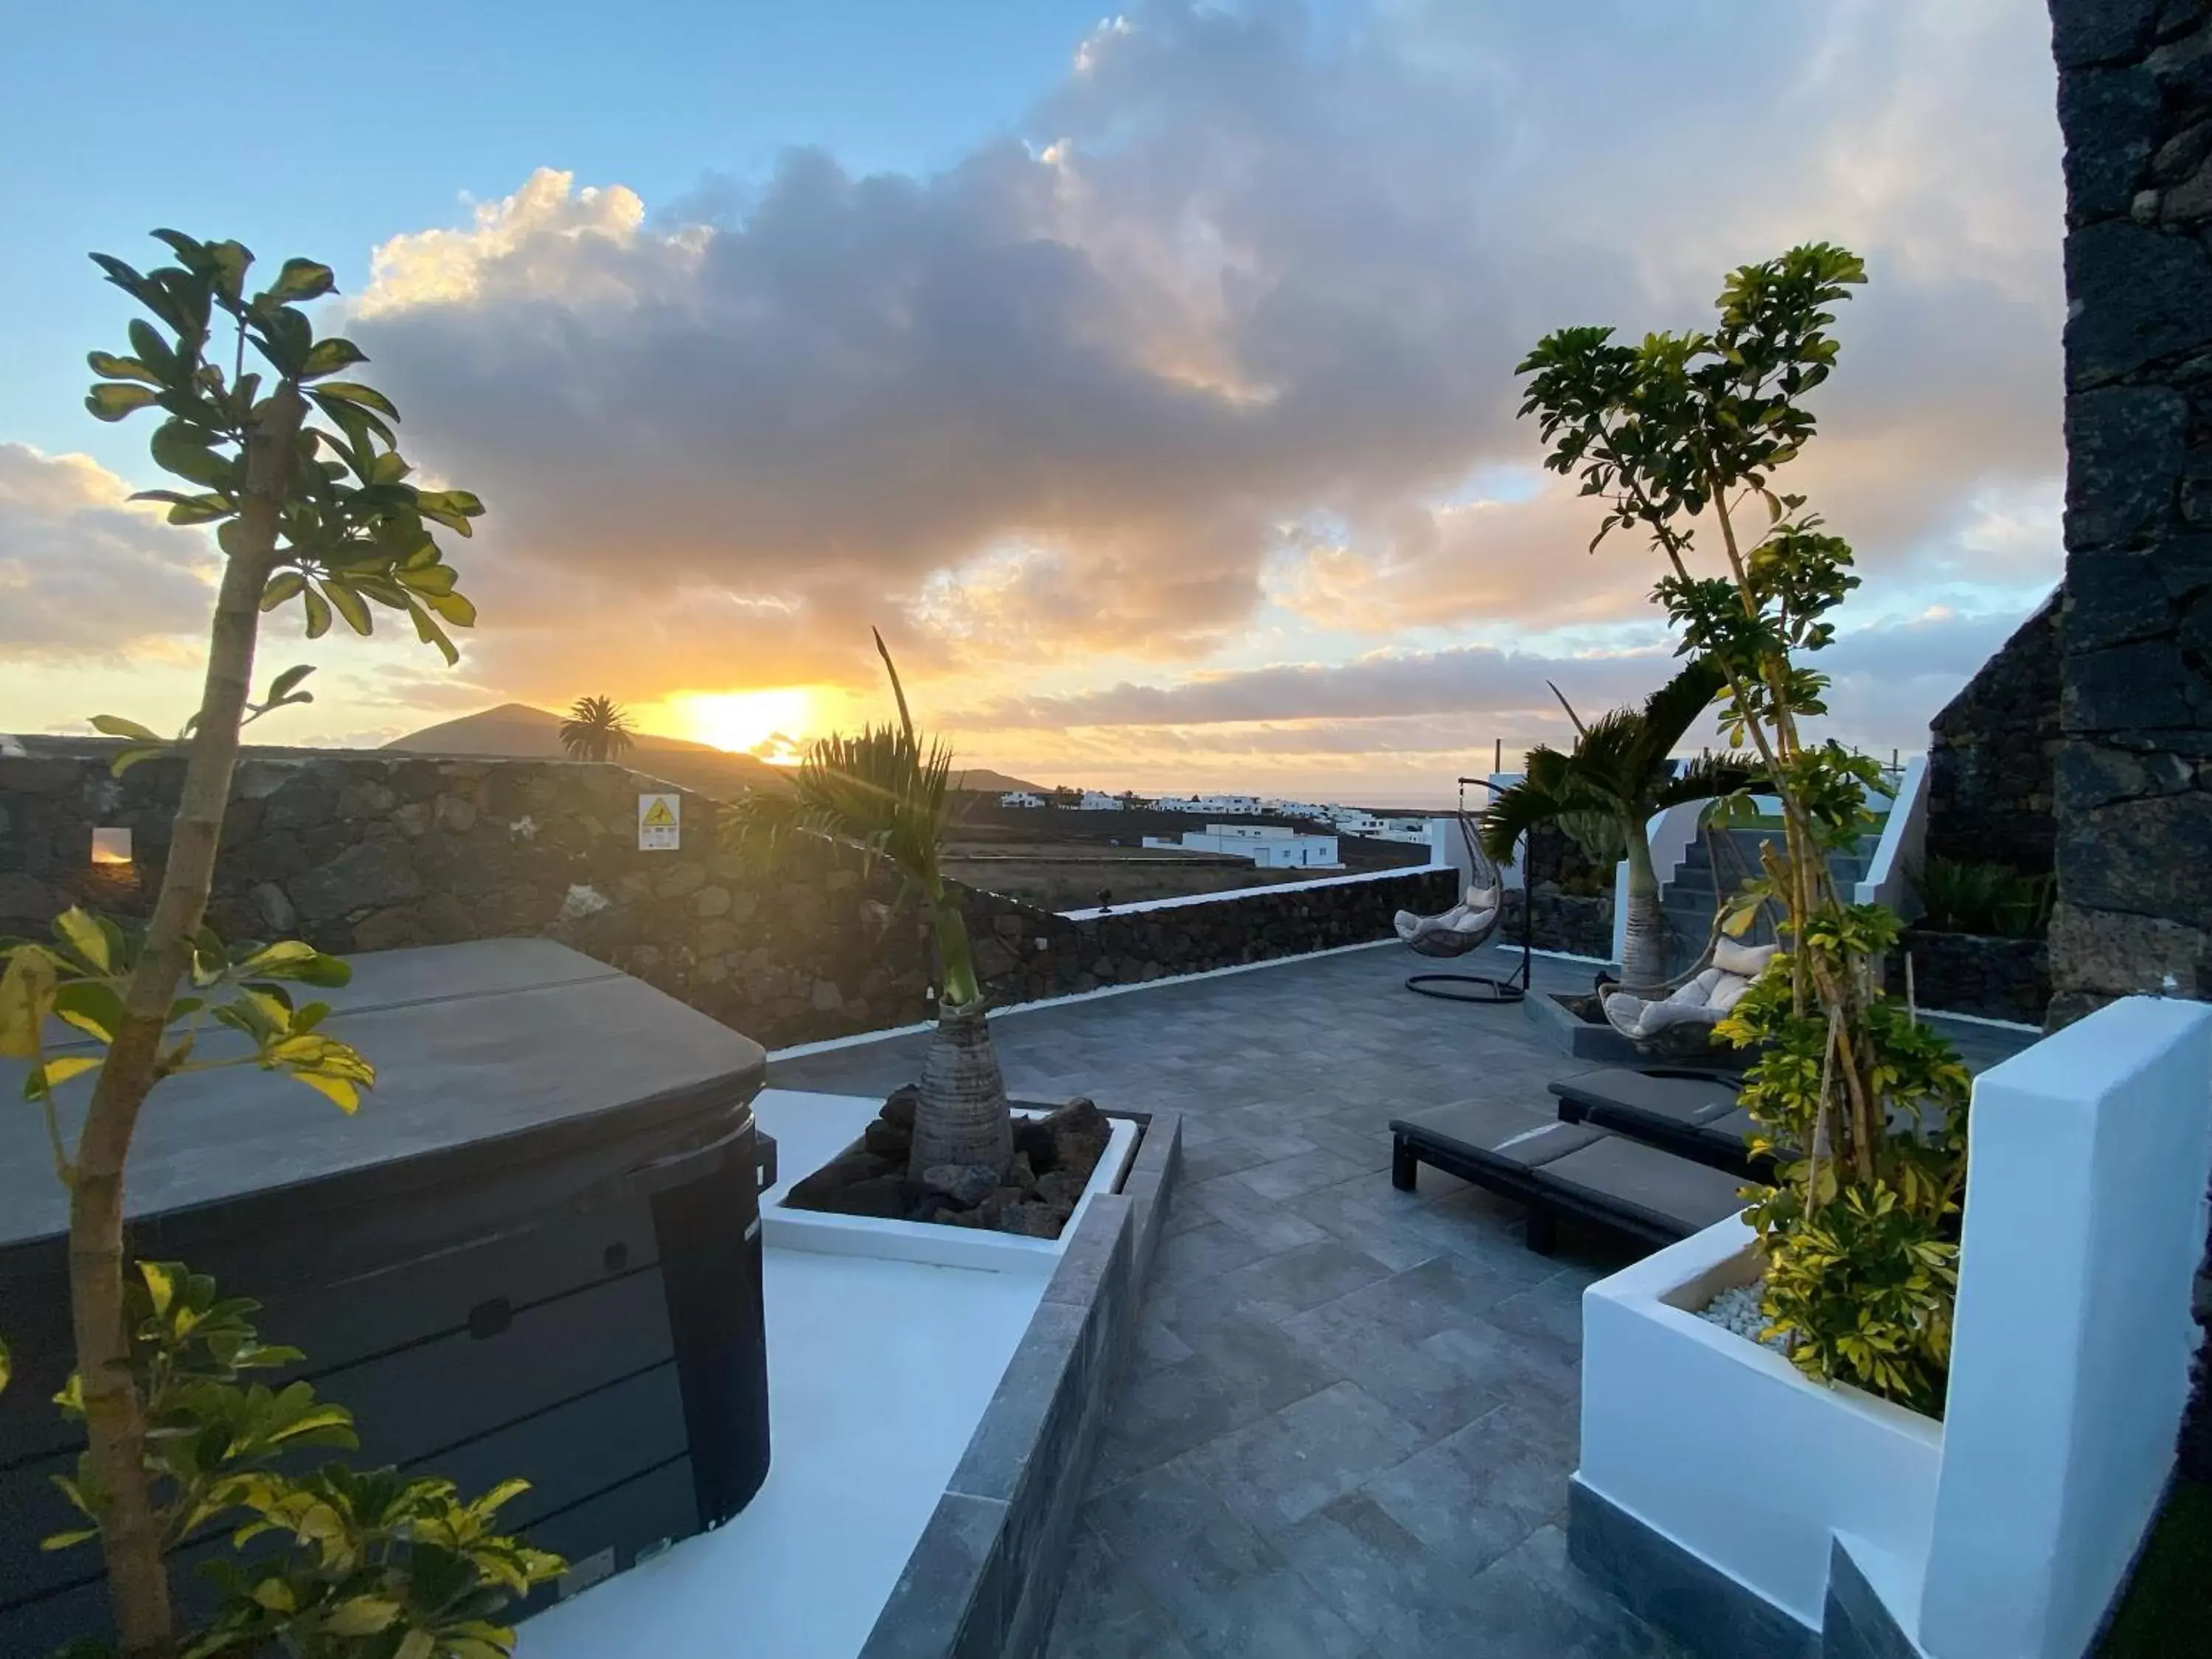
[1571, 1217, 1941, 1658]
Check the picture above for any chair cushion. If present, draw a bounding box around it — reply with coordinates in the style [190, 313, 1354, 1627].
[1532, 1135, 1747, 1237]
[1713, 937, 1779, 978]
[1391, 1097, 1604, 1173]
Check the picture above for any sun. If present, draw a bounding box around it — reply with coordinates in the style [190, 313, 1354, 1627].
[672, 688, 813, 760]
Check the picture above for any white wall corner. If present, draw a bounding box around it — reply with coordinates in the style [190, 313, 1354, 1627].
[1919, 995, 2212, 1659]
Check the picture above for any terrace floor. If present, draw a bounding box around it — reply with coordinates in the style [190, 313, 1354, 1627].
[772, 941, 2033, 1659]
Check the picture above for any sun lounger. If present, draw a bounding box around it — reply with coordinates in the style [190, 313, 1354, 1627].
[1388, 1096, 1745, 1253]
[1547, 1067, 1770, 1178]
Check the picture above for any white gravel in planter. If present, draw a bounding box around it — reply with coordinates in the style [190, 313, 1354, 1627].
[1697, 1279, 1792, 1354]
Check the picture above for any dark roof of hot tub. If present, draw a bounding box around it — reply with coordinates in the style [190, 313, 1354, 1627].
[0, 939, 766, 1253]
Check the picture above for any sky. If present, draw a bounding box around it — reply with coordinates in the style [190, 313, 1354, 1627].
[0, 1, 2066, 805]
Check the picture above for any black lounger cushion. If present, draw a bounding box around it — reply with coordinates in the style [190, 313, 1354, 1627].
[1531, 1135, 1747, 1239]
[1550, 1068, 1739, 1130]
[1391, 1097, 1604, 1174]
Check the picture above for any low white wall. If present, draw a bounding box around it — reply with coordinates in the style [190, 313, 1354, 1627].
[1919, 995, 2212, 1659]
[1854, 752, 1927, 916]
[1579, 1218, 1943, 1630]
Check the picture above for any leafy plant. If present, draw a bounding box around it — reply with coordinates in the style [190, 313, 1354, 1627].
[1479, 658, 1751, 993]
[557, 695, 636, 764]
[1518, 244, 1972, 1412]
[1908, 855, 2052, 939]
[42, 1261, 559, 1659]
[731, 630, 1013, 1178]
[0, 229, 493, 1656]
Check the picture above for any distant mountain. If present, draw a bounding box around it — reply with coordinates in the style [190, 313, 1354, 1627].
[385, 703, 790, 798]
[951, 766, 1048, 795]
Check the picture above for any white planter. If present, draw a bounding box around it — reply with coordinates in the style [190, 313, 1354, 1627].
[1576, 1216, 1943, 1632]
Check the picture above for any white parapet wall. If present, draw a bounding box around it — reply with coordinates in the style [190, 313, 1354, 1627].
[1919, 995, 2212, 1659]
[1576, 993, 2212, 1658]
[1577, 1217, 1944, 1632]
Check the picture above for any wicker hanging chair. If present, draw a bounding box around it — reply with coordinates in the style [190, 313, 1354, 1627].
[1394, 777, 1531, 1004]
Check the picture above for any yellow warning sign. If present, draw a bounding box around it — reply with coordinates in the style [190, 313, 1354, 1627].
[637, 792, 681, 851]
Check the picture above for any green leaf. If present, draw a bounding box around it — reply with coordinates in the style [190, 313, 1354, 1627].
[311, 380, 400, 420]
[88, 714, 161, 744]
[406, 599, 461, 667]
[39, 1526, 99, 1553]
[86, 383, 158, 421]
[0, 1336, 9, 1396]
[299, 337, 367, 380]
[87, 351, 161, 386]
[150, 421, 237, 489]
[260, 571, 307, 612]
[111, 745, 167, 777]
[323, 579, 373, 636]
[52, 908, 111, 974]
[26, 1055, 101, 1100]
[265, 257, 335, 305]
[53, 981, 126, 1042]
[291, 1071, 361, 1113]
[424, 588, 477, 627]
[302, 585, 333, 640]
[265, 664, 316, 703]
[321, 1597, 401, 1637]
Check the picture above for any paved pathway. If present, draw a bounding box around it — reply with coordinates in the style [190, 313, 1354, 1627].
[773, 942, 2028, 1659]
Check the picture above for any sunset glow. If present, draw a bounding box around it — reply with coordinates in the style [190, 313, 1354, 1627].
[667, 688, 813, 759]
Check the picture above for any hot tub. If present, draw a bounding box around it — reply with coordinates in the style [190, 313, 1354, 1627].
[0, 939, 771, 1652]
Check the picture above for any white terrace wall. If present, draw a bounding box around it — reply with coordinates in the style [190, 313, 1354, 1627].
[1920, 996, 2212, 1659]
[0, 748, 1455, 1051]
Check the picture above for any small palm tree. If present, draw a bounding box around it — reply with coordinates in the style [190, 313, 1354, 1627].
[733, 630, 1012, 1178]
[1480, 658, 1750, 995]
[560, 694, 635, 762]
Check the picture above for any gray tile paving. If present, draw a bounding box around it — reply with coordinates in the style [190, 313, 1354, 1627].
[772, 940, 2031, 1658]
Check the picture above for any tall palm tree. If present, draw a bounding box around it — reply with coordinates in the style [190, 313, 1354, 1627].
[1480, 658, 1750, 995]
[733, 630, 1012, 1178]
[560, 694, 636, 762]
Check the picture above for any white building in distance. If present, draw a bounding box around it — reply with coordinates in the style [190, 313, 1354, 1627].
[998, 790, 1046, 808]
[1142, 824, 1342, 870]
[1073, 790, 1122, 810]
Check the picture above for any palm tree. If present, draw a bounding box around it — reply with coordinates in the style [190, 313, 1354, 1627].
[560, 694, 636, 762]
[1479, 658, 1750, 995]
[733, 630, 1012, 1178]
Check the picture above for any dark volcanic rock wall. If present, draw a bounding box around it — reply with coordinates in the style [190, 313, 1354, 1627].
[1926, 592, 2063, 877]
[2047, 0, 2212, 1484]
[0, 750, 1452, 1051]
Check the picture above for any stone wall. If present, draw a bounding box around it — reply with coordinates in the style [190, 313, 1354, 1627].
[2046, 0, 2212, 1485]
[1882, 931, 2053, 1027]
[1926, 592, 2063, 876]
[1502, 886, 1615, 959]
[0, 749, 1453, 1051]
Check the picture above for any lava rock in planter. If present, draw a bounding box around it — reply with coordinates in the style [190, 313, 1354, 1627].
[922, 1162, 1002, 1208]
[821, 1175, 909, 1218]
[1039, 1097, 1110, 1173]
[1001, 1200, 1073, 1239]
[883, 1085, 919, 1132]
[786, 1151, 892, 1208]
[1011, 1115, 1060, 1172]
[863, 1117, 911, 1161]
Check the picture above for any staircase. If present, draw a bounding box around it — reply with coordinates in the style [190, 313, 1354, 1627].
[1652, 823, 1883, 978]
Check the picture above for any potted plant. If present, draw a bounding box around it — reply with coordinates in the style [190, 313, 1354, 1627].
[1514, 243, 1975, 1633]
[732, 630, 1016, 1180]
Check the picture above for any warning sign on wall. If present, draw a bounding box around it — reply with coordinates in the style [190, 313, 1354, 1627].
[637, 792, 681, 852]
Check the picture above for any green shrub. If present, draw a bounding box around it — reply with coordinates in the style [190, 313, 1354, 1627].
[46, 1261, 561, 1659]
[1909, 855, 2052, 939]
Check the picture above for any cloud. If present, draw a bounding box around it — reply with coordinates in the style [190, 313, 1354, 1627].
[0, 443, 214, 658]
[341, 0, 2064, 706]
[945, 601, 2039, 769]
